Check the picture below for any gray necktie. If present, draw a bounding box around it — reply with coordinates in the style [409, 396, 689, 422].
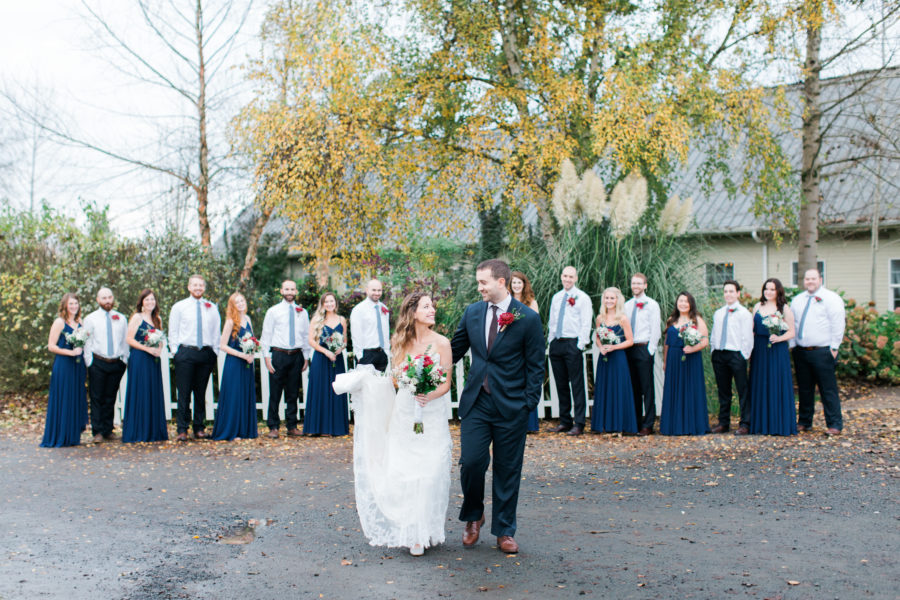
[797, 295, 813, 340]
[720, 308, 732, 349]
[106, 311, 114, 356]
[196, 300, 203, 346]
[555, 293, 568, 338]
[288, 303, 296, 347]
[630, 302, 638, 331]
[375, 304, 385, 349]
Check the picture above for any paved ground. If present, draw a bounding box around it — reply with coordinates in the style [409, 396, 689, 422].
[1, 391, 898, 600]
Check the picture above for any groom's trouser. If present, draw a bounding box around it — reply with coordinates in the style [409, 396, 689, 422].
[459, 390, 529, 538]
[549, 338, 586, 428]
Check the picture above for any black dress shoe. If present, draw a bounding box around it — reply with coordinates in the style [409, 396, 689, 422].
[566, 426, 584, 436]
[549, 424, 571, 433]
[638, 428, 652, 436]
[711, 424, 729, 434]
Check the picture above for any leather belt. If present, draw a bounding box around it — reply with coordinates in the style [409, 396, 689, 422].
[93, 355, 122, 364]
[632, 342, 648, 346]
[272, 347, 302, 355]
[180, 345, 206, 351]
[799, 346, 828, 351]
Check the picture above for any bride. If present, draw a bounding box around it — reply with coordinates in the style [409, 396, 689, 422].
[334, 292, 453, 556]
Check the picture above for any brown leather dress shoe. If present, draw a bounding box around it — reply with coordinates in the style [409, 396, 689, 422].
[286, 429, 303, 437]
[566, 426, 584, 436]
[638, 427, 652, 436]
[825, 428, 841, 436]
[797, 424, 810, 432]
[103, 433, 119, 441]
[462, 516, 485, 547]
[194, 430, 209, 439]
[497, 536, 519, 554]
[711, 424, 729, 434]
[176, 432, 188, 442]
[92, 434, 105, 443]
[549, 424, 571, 433]
[734, 427, 749, 435]
[267, 430, 279, 439]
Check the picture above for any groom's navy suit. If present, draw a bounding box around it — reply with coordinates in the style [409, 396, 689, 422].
[451, 296, 545, 538]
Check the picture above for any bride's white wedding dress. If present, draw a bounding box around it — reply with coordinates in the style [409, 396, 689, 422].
[333, 359, 452, 549]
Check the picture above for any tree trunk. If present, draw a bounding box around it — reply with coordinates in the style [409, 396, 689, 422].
[314, 255, 330, 289]
[238, 204, 275, 290]
[798, 5, 822, 275]
[195, 0, 211, 249]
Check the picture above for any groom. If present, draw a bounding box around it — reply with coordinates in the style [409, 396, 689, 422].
[451, 259, 545, 554]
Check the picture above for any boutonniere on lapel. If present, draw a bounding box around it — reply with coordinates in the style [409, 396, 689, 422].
[728, 307, 736, 313]
[111, 314, 120, 321]
[381, 305, 389, 315]
[295, 306, 304, 313]
[204, 301, 212, 309]
[567, 295, 577, 306]
[814, 296, 822, 303]
[636, 302, 645, 309]
[498, 309, 523, 332]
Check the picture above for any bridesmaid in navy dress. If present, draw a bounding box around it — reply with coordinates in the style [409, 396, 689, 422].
[304, 293, 349, 436]
[41, 293, 89, 447]
[212, 293, 258, 441]
[750, 278, 798, 435]
[590, 287, 637, 434]
[660, 292, 711, 436]
[122, 289, 169, 443]
[511, 271, 542, 432]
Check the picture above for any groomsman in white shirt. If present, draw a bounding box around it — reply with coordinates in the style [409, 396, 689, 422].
[260, 279, 311, 438]
[83, 287, 129, 443]
[709, 280, 754, 435]
[349, 279, 391, 372]
[624, 273, 662, 435]
[547, 266, 593, 436]
[790, 269, 845, 435]
[169, 275, 221, 441]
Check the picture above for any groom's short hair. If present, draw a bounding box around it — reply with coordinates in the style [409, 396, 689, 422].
[477, 259, 511, 284]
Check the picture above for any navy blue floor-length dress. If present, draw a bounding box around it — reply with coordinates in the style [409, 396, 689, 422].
[122, 321, 169, 443]
[40, 323, 88, 447]
[749, 312, 797, 435]
[590, 324, 638, 434]
[304, 323, 349, 435]
[212, 322, 259, 440]
[660, 325, 710, 436]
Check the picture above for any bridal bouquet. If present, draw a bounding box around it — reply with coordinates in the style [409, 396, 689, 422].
[596, 326, 619, 362]
[239, 332, 261, 368]
[393, 345, 447, 434]
[677, 322, 703, 361]
[322, 331, 345, 369]
[761, 312, 788, 348]
[65, 328, 90, 363]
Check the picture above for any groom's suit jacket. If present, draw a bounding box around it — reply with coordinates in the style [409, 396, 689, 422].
[451, 297, 545, 420]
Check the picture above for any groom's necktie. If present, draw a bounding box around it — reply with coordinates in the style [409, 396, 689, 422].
[196, 300, 203, 347]
[797, 295, 813, 341]
[106, 311, 114, 356]
[483, 305, 499, 393]
[630, 301, 638, 332]
[375, 304, 385, 349]
[720, 308, 731, 349]
[555, 293, 568, 338]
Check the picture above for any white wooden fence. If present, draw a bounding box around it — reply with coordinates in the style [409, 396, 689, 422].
[111, 348, 663, 425]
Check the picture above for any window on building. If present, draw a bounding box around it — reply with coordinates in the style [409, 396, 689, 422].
[705, 262, 734, 288]
[891, 259, 900, 310]
[791, 260, 825, 287]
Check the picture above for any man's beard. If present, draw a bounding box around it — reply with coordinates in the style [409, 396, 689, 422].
[283, 294, 296, 303]
[99, 303, 114, 312]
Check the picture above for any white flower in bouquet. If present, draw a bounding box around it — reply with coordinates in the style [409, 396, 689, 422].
[322, 331, 345, 368]
[65, 328, 90, 363]
[677, 322, 703, 361]
[142, 328, 167, 348]
[761, 311, 788, 347]
[596, 326, 620, 362]
[239, 332, 261, 368]
[392, 346, 446, 434]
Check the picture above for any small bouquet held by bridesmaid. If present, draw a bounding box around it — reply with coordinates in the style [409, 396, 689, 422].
[142, 328, 167, 363]
[65, 328, 90, 363]
[677, 322, 703, 361]
[761, 312, 788, 347]
[393, 345, 447, 434]
[239, 332, 261, 368]
[596, 326, 620, 361]
[322, 331, 345, 369]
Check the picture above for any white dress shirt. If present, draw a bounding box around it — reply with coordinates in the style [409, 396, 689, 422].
[709, 302, 754, 359]
[790, 287, 845, 350]
[547, 286, 593, 349]
[349, 297, 391, 354]
[168, 297, 222, 355]
[484, 294, 513, 346]
[83, 308, 130, 367]
[260, 300, 312, 359]
[624, 294, 662, 356]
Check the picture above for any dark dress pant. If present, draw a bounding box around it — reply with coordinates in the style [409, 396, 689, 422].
[459, 390, 529, 538]
[792, 347, 843, 430]
[266, 350, 303, 431]
[711, 349, 750, 429]
[357, 347, 388, 372]
[173, 346, 216, 433]
[88, 358, 126, 436]
[548, 338, 586, 428]
[625, 344, 656, 430]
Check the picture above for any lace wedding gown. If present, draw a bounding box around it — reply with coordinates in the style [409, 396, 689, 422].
[333, 360, 452, 549]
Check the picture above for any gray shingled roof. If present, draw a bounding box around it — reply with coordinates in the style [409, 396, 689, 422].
[672, 67, 900, 234]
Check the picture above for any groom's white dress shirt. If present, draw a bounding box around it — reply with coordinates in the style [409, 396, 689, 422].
[709, 302, 754, 360]
[547, 286, 593, 349]
[168, 297, 221, 355]
[484, 294, 512, 346]
[260, 300, 311, 359]
[349, 297, 391, 354]
[789, 287, 845, 350]
[624, 294, 662, 355]
[83, 308, 129, 367]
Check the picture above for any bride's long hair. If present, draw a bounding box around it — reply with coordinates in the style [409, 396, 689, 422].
[390, 291, 430, 364]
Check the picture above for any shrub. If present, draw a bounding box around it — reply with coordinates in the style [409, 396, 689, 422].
[837, 300, 900, 384]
